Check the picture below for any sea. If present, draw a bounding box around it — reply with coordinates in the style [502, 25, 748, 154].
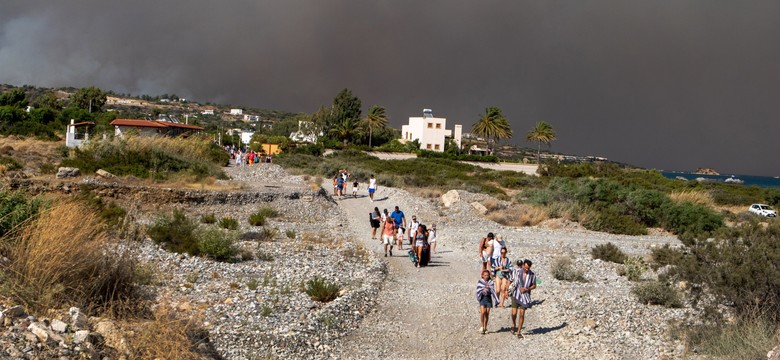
[661, 171, 780, 188]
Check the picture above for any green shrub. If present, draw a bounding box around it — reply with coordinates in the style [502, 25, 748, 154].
[196, 228, 238, 261]
[660, 221, 780, 317]
[248, 213, 266, 226]
[591, 242, 627, 264]
[0, 155, 23, 171]
[285, 229, 296, 239]
[200, 213, 216, 224]
[662, 202, 723, 245]
[257, 207, 278, 218]
[246, 279, 259, 290]
[305, 277, 341, 303]
[625, 189, 672, 227]
[581, 206, 647, 235]
[621, 256, 648, 281]
[631, 281, 682, 308]
[241, 227, 277, 242]
[0, 191, 43, 238]
[218, 217, 239, 230]
[147, 210, 199, 256]
[551, 256, 587, 282]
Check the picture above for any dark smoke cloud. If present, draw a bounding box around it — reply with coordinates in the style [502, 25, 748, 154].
[2, 1, 779, 176]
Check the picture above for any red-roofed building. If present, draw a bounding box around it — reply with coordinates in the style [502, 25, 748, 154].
[110, 119, 204, 138]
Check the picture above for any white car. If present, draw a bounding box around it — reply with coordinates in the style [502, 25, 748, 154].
[748, 204, 777, 217]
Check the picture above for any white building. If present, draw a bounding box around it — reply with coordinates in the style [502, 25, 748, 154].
[400, 109, 462, 152]
[201, 109, 215, 115]
[289, 121, 319, 143]
[243, 114, 260, 122]
[230, 109, 243, 115]
[241, 131, 254, 145]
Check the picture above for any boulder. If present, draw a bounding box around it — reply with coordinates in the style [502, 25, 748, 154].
[69, 307, 89, 330]
[470, 201, 488, 215]
[95, 320, 129, 354]
[28, 322, 63, 345]
[441, 190, 460, 208]
[96, 169, 115, 178]
[56, 167, 80, 178]
[72, 330, 90, 344]
[4, 305, 27, 319]
[50, 319, 68, 333]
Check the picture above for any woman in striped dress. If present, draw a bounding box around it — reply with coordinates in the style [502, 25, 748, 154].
[476, 269, 499, 335]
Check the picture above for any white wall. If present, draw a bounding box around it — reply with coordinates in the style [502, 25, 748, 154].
[401, 116, 451, 152]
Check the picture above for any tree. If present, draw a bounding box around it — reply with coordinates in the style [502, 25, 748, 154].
[526, 121, 556, 164]
[363, 105, 388, 148]
[471, 106, 512, 154]
[70, 86, 107, 112]
[329, 116, 364, 146]
[0, 88, 28, 108]
[31, 92, 61, 110]
[331, 88, 361, 129]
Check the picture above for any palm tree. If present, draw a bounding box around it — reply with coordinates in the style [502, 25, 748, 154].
[329, 117, 364, 146]
[363, 105, 388, 148]
[471, 107, 512, 154]
[526, 121, 556, 164]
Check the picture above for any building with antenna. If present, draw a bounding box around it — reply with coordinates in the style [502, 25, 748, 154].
[400, 109, 462, 152]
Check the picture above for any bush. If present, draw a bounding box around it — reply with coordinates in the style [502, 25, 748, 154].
[286, 229, 296, 239]
[148, 210, 200, 256]
[581, 206, 647, 235]
[620, 256, 648, 281]
[196, 228, 238, 261]
[240, 228, 277, 242]
[0, 191, 43, 238]
[2, 200, 140, 313]
[551, 256, 587, 282]
[591, 242, 627, 264]
[200, 213, 216, 224]
[625, 189, 672, 227]
[685, 316, 778, 360]
[248, 213, 266, 226]
[305, 277, 341, 303]
[662, 201, 723, 245]
[631, 281, 682, 308]
[218, 217, 239, 230]
[659, 221, 780, 317]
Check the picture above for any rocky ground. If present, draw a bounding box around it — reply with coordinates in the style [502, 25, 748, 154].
[0, 161, 717, 359]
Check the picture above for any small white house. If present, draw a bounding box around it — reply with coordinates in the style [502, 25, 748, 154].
[400, 109, 462, 152]
[243, 114, 260, 122]
[201, 109, 215, 115]
[65, 119, 95, 148]
[230, 109, 243, 116]
[289, 121, 319, 143]
[241, 131, 254, 145]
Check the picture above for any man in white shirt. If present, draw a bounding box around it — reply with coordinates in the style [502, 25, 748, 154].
[368, 175, 378, 202]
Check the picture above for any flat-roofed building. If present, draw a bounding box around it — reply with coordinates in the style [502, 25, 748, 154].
[400, 109, 462, 152]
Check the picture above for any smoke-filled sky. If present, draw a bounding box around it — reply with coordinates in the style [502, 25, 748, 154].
[2, 1, 779, 176]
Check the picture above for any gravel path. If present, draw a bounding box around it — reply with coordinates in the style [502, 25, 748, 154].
[329, 185, 691, 359]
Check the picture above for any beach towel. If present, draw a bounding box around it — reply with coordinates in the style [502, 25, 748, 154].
[476, 279, 500, 307]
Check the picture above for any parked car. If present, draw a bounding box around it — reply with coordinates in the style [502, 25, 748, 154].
[748, 204, 777, 217]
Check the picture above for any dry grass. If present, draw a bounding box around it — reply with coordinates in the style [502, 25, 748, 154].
[124, 136, 217, 165]
[487, 205, 548, 227]
[482, 198, 503, 212]
[0, 136, 60, 158]
[670, 190, 716, 207]
[126, 301, 207, 359]
[4, 199, 138, 313]
[300, 231, 338, 248]
[410, 187, 443, 199]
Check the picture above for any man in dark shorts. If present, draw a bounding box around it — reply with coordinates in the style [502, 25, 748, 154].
[510, 259, 536, 338]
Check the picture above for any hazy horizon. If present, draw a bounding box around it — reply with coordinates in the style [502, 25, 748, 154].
[2, 1, 779, 176]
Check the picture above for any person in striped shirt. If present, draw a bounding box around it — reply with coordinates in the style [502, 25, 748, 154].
[509, 259, 536, 338]
[476, 269, 499, 335]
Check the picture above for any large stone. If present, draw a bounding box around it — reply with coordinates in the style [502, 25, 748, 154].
[28, 322, 63, 345]
[95, 320, 129, 354]
[69, 307, 89, 330]
[470, 201, 488, 215]
[96, 169, 115, 178]
[72, 330, 90, 344]
[4, 305, 27, 319]
[56, 167, 80, 178]
[51, 319, 68, 333]
[441, 190, 460, 208]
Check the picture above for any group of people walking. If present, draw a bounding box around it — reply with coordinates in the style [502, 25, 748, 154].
[333, 171, 378, 201]
[476, 232, 536, 338]
[370, 205, 437, 268]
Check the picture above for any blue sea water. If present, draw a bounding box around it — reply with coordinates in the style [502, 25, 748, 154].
[661, 171, 780, 188]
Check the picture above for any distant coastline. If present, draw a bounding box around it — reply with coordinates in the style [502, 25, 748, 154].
[661, 171, 780, 188]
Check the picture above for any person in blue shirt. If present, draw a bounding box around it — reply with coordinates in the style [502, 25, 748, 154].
[390, 206, 406, 232]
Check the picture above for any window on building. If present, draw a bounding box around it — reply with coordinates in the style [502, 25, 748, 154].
[427, 123, 433, 128]
[434, 144, 440, 150]
[426, 144, 432, 149]
[436, 123, 441, 129]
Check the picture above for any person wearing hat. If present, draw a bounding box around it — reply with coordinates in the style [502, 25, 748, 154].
[478, 232, 495, 271]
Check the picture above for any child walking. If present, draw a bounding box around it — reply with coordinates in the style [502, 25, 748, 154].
[476, 269, 499, 335]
